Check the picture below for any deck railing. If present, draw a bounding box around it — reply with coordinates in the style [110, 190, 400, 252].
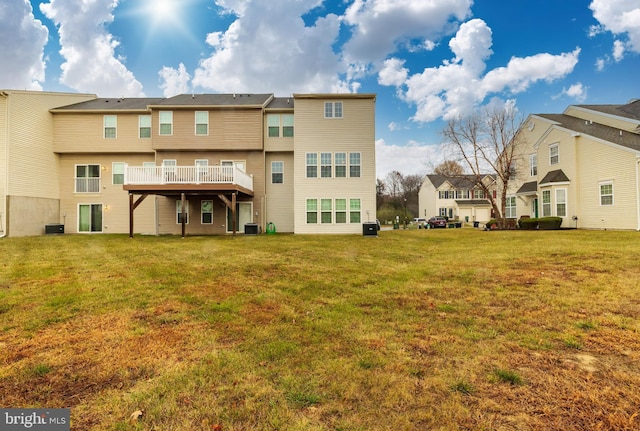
[124, 166, 253, 191]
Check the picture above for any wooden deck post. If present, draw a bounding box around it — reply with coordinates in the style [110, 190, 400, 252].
[231, 192, 237, 236]
[181, 193, 186, 238]
[129, 193, 134, 238]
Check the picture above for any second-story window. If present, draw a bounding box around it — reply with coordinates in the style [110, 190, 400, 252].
[195, 111, 208, 135]
[550, 144, 559, 165]
[159, 111, 173, 135]
[104, 115, 116, 139]
[267, 114, 280, 137]
[349, 152, 361, 177]
[324, 101, 343, 118]
[321, 153, 332, 178]
[529, 154, 537, 176]
[335, 152, 347, 177]
[112, 162, 125, 185]
[306, 153, 318, 178]
[282, 114, 294, 137]
[139, 115, 151, 138]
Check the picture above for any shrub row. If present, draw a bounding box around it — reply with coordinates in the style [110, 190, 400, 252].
[518, 217, 563, 230]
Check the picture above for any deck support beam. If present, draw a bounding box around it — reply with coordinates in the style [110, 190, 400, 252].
[129, 193, 149, 238]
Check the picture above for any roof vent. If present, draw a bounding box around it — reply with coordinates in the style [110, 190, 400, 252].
[233, 93, 236, 99]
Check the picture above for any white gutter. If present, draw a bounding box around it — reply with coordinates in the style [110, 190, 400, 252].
[1, 91, 8, 238]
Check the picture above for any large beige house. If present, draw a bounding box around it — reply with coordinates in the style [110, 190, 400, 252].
[418, 174, 497, 223]
[510, 99, 640, 229]
[0, 90, 376, 237]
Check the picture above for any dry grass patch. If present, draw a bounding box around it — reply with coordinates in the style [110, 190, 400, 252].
[0, 231, 639, 430]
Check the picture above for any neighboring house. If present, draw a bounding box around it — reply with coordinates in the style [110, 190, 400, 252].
[0, 90, 376, 237]
[418, 174, 496, 223]
[510, 99, 640, 230]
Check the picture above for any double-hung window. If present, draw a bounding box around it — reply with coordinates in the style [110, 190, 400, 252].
[542, 190, 551, 217]
[267, 114, 280, 137]
[139, 115, 151, 138]
[349, 153, 361, 178]
[201, 200, 213, 224]
[282, 114, 294, 137]
[335, 153, 347, 178]
[529, 154, 537, 176]
[306, 199, 318, 223]
[335, 199, 347, 223]
[505, 196, 516, 218]
[324, 102, 343, 118]
[75, 164, 100, 193]
[473, 189, 485, 199]
[271, 161, 283, 184]
[159, 111, 173, 135]
[306, 153, 318, 178]
[321, 199, 332, 223]
[556, 189, 567, 217]
[349, 199, 361, 223]
[112, 162, 125, 185]
[321, 153, 332, 178]
[600, 182, 613, 206]
[104, 115, 117, 139]
[549, 144, 559, 165]
[195, 111, 208, 135]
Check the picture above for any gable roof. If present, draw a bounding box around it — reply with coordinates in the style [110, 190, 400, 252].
[266, 97, 295, 110]
[536, 113, 640, 152]
[516, 181, 537, 195]
[426, 174, 495, 189]
[573, 99, 640, 121]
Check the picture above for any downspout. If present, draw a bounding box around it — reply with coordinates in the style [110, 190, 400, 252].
[1, 91, 9, 238]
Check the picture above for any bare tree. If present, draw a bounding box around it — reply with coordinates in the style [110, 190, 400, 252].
[434, 160, 465, 176]
[442, 103, 525, 228]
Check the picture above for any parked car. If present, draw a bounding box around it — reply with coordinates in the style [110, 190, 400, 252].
[428, 216, 447, 228]
[413, 217, 427, 228]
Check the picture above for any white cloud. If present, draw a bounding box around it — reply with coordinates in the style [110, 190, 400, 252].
[40, 0, 144, 97]
[556, 82, 588, 102]
[0, 0, 48, 90]
[590, 0, 640, 53]
[192, 0, 345, 95]
[343, 0, 472, 63]
[379, 19, 580, 123]
[595, 57, 606, 71]
[376, 138, 446, 179]
[613, 39, 626, 61]
[159, 63, 191, 97]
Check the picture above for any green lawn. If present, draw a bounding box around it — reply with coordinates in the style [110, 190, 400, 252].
[1, 229, 639, 430]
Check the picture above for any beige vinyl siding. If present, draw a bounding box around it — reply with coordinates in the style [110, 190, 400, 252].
[59, 154, 156, 234]
[265, 152, 294, 232]
[152, 109, 263, 151]
[53, 113, 154, 153]
[264, 111, 294, 152]
[293, 96, 376, 234]
[575, 140, 638, 229]
[418, 179, 437, 219]
[0, 95, 6, 233]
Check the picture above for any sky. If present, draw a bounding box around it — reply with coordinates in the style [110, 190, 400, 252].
[2, 0, 640, 179]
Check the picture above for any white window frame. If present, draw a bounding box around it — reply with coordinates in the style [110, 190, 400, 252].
[139, 115, 151, 139]
[159, 111, 173, 136]
[600, 181, 614, 206]
[549, 144, 559, 165]
[201, 200, 213, 224]
[306, 199, 318, 224]
[556, 188, 567, 217]
[306, 153, 318, 178]
[112, 162, 125, 185]
[324, 101, 343, 119]
[195, 111, 209, 136]
[282, 114, 294, 137]
[473, 189, 485, 199]
[349, 152, 361, 178]
[78, 203, 103, 233]
[349, 198, 361, 223]
[104, 115, 117, 139]
[335, 152, 347, 178]
[335, 198, 347, 224]
[271, 161, 283, 184]
[505, 195, 516, 219]
[321, 199, 332, 224]
[75, 164, 101, 193]
[529, 154, 537, 176]
[267, 114, 280, 137]
[542, 189, 552, 217]
[321, 152, 332, 178]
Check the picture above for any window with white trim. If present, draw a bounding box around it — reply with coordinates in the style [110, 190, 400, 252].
[282, 114, 294, 137]
[321, 153, 332, 178]
[75, 164, 100, 193]
[349, 198, 361, 223]
[195, 111, 208, 135]
[505, 196, 516, 218]
[159, 111, 173, 135]
[542, 190, 551, 217]
[306, 199, 318, 223]
[600, 182, 613, 206]
[267, 114, 280, 137]
[335, 153, 347, 177]
[321, 199, 332, 223]
[473, 189, 485, 199]
[201, 200, 213, 224]
[176, 200, 189, 224]
[529, 154, 537, 176]
[335, 199, 347, 223]
[549, 144, 559, 165]
[306, 153, 318, 178]
[349, 152, 361, 178]
[78, 204, 102, 232]
[112, 162, 125, 185]
[271, 161, 283, 184]
[139, 115, 151, 138]
[104, 115, 117, 139]
[556, 189, 566, 217]
[324, 101, 343, 118]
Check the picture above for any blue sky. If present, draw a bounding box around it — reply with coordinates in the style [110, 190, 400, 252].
[2, 0, 639, 178]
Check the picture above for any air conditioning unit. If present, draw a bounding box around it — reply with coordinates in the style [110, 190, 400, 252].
[362, 222, 378, 237]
